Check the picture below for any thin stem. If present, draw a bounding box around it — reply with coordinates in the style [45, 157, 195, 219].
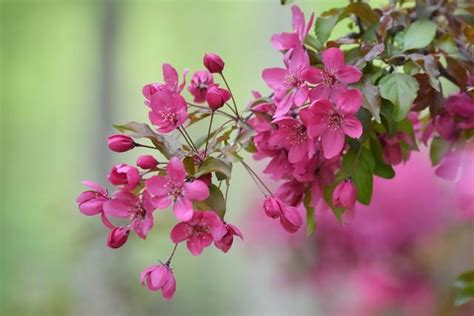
[178, 127, 198, 153]
[240, 160, 273, 196]
[204, 110, 214, 157]
[220, 73, 240, 119]
[165, 243, 178, 265]
[134, 143, 157, 150]
[223, 181, 230, 216]
[242, 163, 267, 196]
[181, 126, 199, 152]
[187, 103, 237, 121]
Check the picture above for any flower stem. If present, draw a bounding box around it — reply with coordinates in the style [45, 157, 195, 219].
[165, 243, 178, 265]
[220, 73, 241, 120]
[204, 110, 214, 157]
[187, 102, 237, 121]
[178, 126, 199, 153]
[134, 143, 157, 150]
[240, 160, 273, 196]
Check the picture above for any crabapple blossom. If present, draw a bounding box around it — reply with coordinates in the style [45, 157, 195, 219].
[214, 223, 243, 253]
[206, 85, 231, 110]
[107, 226, 130, 249]
[188, 70, 214, 103]
[146, 157, 209, 221]
[301, 89, 363, 158]
[271, 5, 314, 51]
[77, 181, 109, 216]
[107, 164, 140, 191]
[203, 53, 225, 74]
[142, 63, 187, 103]
[147, 90, 188, 133]
[332, 180, 357, 209]
[107, 134, 135, 152]
[170, 211, 227, 255]
[263, 196, 302, 233]
[136, 155, 158, 170]
[141, 264, 176, 300]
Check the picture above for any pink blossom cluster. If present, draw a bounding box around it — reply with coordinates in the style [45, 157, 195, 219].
[249, 6, 363, 232]
[77, 54, 242, 300]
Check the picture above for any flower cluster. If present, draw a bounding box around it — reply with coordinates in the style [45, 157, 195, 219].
[77, 1, 474, 302]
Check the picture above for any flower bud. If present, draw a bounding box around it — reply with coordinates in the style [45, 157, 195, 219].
[332, 180, 357, 209]
[108, 134, 135, 152]
[206, 86, 231, 110]
[107, 227, 130, 249]
[108, 164, 140, 191]
[140, 264, 176, 300]
[203, 53, 225, 73]
[137, 155, 158, 169]
[263, 196, 283, 219]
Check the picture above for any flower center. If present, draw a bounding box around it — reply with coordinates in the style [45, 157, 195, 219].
[327, 110, 343, 130]
[323, 69, 338, 86]
[159, 107, 178, 125]
[286, 124, 307, 145]
[131, 203, 146, 220]
[165, 180, 183, 200]
[284, 71, 303, 88]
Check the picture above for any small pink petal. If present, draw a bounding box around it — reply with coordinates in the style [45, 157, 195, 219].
[337, 89, 362, 115]
[321, 128, 345, 159]
[173, 198, 194, 221]
[183, 180, 209, 201]
[337, 65, 362, 84]
[170, 222, 192, 243]
[167, 157, 186, 184]
[322, 47, 345, 70]
[342, 115, 363, 138]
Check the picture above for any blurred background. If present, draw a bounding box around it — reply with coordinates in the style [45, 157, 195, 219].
[1, 0, 473, 315]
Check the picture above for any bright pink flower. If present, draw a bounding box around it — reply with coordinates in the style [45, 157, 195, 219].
[275, 180, 306, 206]
[262, 47, 313, 117]
[107, 134, 135, 152]
[76, 181, 109, 216]
[107, 164, 141, 191]
[170, 211, 227, 255]
[206, 85, 231, 110]
[103, 190, 155, 239]
[301, 89, 363, 159]
[263, 196, 302, 233]
[148, 90, 188, 133]
[146, 157, 209, 221]
[136, 155, 158, 170]
[446, 92, 474, 129]
[306, 47, 362, 101]
[434, 112, 458, 141]
[214, 223, 243, 253]
[188, 70, 214, 103]
[107, 226, 130, 249]
[271, 5, 314, 51]
[332, 180, 357, 209]
[268, 117, 316, 163]
[142, 63, 187, 104]
[140, 264, 176, 300]
[203, 53, 225, 74]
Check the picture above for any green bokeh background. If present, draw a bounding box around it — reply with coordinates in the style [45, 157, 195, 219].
[0, 0, 404, 315]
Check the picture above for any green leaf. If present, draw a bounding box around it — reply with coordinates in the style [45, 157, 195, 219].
[403, 19, 437, 51]
[453, 270, 474, 306]
[378, 73, 419, 121]
[357, 77, 382, 123]
[314, 8, 342, 44]
[113, 122, 182, 159]
[194, 157, 232, 180]
[454, 270, 474, 289]
[344, 2, 379, 25]
[370, 137, 395, 179]
[430, 137, 450, 166]
[343, 146, 375, 205]
[304, 187, 316, 236]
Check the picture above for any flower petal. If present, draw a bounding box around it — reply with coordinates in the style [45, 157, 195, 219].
[322, 47, 345, 70]
[170, 222, 192, 243]
[183, 180, 209, 201]
[271, 32, 299, 50]
[187, 235, 204, 256]
[167, 157, 186, 184]
[145, 176, 168, 197]
[161, 272, 176, 300]
[336, 65, 362, 84]
[337, 89, 362, 115]
[262, 68, 287, 91]
[321, 128, 345, 159]
[342, 115, 363, 139]
[173, 197, 194, 221]
[103, 199, 130, 218]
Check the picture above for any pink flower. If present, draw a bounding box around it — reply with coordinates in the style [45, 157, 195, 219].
[170, 211, 227, 255]
[146, 157, 209, 221]
[271, 5, 315, 51]
[306, 47, 362, 101]
[206, 85, 231, 110]
[214, 223, 243, 253]
[263, 196, 302, 233]
[107, 226, 130, 249]
[103, 190, 155, 239]
[77, 181, 109, 216]
[136, 155, 158, 170]
[142, 63, 187, 104]
[148, 90, 188, 133]
[332, 180, 357, 209]
[107, 164, 141, 191]
[107, 134, 135, 152]
[275, 180, 306, 206]
[262, 47, 313, 117]
[434, 112, 458, 141]
[446, 92, 474, 129]
[301, 89, 363, 159]
[268, 117, 316, 164]
[203, 53, 225, 74]
[188, 70, 214, 103]
[140, 264, 176, 300]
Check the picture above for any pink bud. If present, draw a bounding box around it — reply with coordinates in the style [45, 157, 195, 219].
[108, 134, 135, 152]
[137, 155, 158, 169]
[108, 164, 140, 191]
[107, 227, 130, 249]
[263, 196, 283, 219]
[203, 53, 225, 74]
[332, 180, 357, 209]
[206, 86, 231, 110]
[140, 264, 176, 300]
